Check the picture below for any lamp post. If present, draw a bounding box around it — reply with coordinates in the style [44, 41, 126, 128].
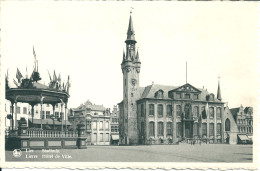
[51, 115, 55, 130]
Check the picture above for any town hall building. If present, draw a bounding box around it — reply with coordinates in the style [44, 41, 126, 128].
[118, 13, 226, 145]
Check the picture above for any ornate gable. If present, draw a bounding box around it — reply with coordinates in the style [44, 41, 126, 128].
[171, 83, 201, 93]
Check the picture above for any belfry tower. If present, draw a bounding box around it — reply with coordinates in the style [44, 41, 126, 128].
[121, 12, 141, 144]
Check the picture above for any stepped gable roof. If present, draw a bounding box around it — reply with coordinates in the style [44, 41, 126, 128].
[230, 107, 240, 120]
[244, 106, 253, 113]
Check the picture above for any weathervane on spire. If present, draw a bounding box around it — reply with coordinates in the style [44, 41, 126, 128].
[130, 7, 134, 14]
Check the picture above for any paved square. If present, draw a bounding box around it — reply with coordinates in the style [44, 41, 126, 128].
[6, 144, 252, 162]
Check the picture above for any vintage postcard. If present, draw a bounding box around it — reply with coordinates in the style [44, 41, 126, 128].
[0, 1, 259, 170]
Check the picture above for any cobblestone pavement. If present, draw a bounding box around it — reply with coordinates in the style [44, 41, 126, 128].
[6, 144, 253, 162]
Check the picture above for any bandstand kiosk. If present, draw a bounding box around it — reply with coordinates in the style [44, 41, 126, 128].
[5, 67, 87, 150]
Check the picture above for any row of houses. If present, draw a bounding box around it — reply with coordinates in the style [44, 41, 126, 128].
[4, 98, 252, 145]
[4, 99, 119, 146]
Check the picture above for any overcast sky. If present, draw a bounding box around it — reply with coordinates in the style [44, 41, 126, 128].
[2, 2, 259, 110]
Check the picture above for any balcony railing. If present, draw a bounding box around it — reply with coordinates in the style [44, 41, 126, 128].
[27, 130, 78, 138]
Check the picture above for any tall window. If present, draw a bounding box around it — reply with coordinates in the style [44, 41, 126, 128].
[46, 111, 50, 119]
[193, 94, 199, 100]
[157, 104, 163, 117]
[225, 119, 230, 131]
[92, 121, 97, 130]
[149, 104, 154, 116]
[23, 107, 27, 114]
[158, 122, 164, 136]
[149, 122, 155, 136]
[115, 126, 119, 132]
[16, 107, 21, 114]
[141, 104, 144, 117]
[209, 107, 214, 118]
[87, 121, 91, 130]
[167, 122, 172, 135]
[93, 133, 97, 142]
[100, 133, 103, 141]
[105, 121, 109, 130]
[209, 123, 214, 136]
[177, 123, 182, 137]
[193, 123, 198, 136]
[217, 108, 221, 119]
[201, 106, 206, 119]
[202, 123, 207, 136]
[105, 133, 109, 142]
[141, 122, 145, 136]
[55, 112, 59, 119]
[99, 121, 103, 130]
[176, 105, 181, 117]
[167, 105, 172, 116]
[111, 126, 115, 132]
[10, 106, 13, 113]
[194, 106, 199, 118]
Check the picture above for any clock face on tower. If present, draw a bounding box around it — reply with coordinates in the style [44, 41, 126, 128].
[131, 79, 137, 86]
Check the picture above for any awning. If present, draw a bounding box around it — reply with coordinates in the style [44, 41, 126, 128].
[111, 135, 119, 140]
[28, 119, 72, 126]
[247, 136, 253, 140]
[238, 134, 249, 141]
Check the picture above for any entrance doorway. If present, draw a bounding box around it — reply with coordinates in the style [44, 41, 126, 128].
[185, 122, 193, 138]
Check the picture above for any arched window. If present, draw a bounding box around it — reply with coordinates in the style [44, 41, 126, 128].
[194, 106, 199, 118]
[225, 119, 230, 131]
[209, 107, 214, 118]
[217, 107, 221, 119]
[149, 122, 155, 136]
[167, 105, 172, 116]
[158, 122, 164, 136]
[176, 105, 181, 116]
[157, 104, 163, 117]
[149, 104, 154, 116]
[184, 103, 191, 119]
[141, 122, 145, 136]
[167, 122, 172, 135]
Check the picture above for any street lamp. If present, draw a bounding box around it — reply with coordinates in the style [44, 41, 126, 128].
[50, 115, 55, 130]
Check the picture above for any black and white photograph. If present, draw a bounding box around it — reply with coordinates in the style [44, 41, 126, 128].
[0, 1, 258, 169]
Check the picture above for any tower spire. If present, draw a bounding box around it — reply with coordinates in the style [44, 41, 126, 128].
[126, 10, 136, 43]
[217, 76, 222, 101]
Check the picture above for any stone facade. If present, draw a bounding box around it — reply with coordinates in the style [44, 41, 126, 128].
[69, 100, 111, 145]
[223, 106, 239, 144]
[135, 84, 225, 145]
[118, 13, 226, 145]
[110, 106, 119, 145]
[230, 105, 253, 143]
